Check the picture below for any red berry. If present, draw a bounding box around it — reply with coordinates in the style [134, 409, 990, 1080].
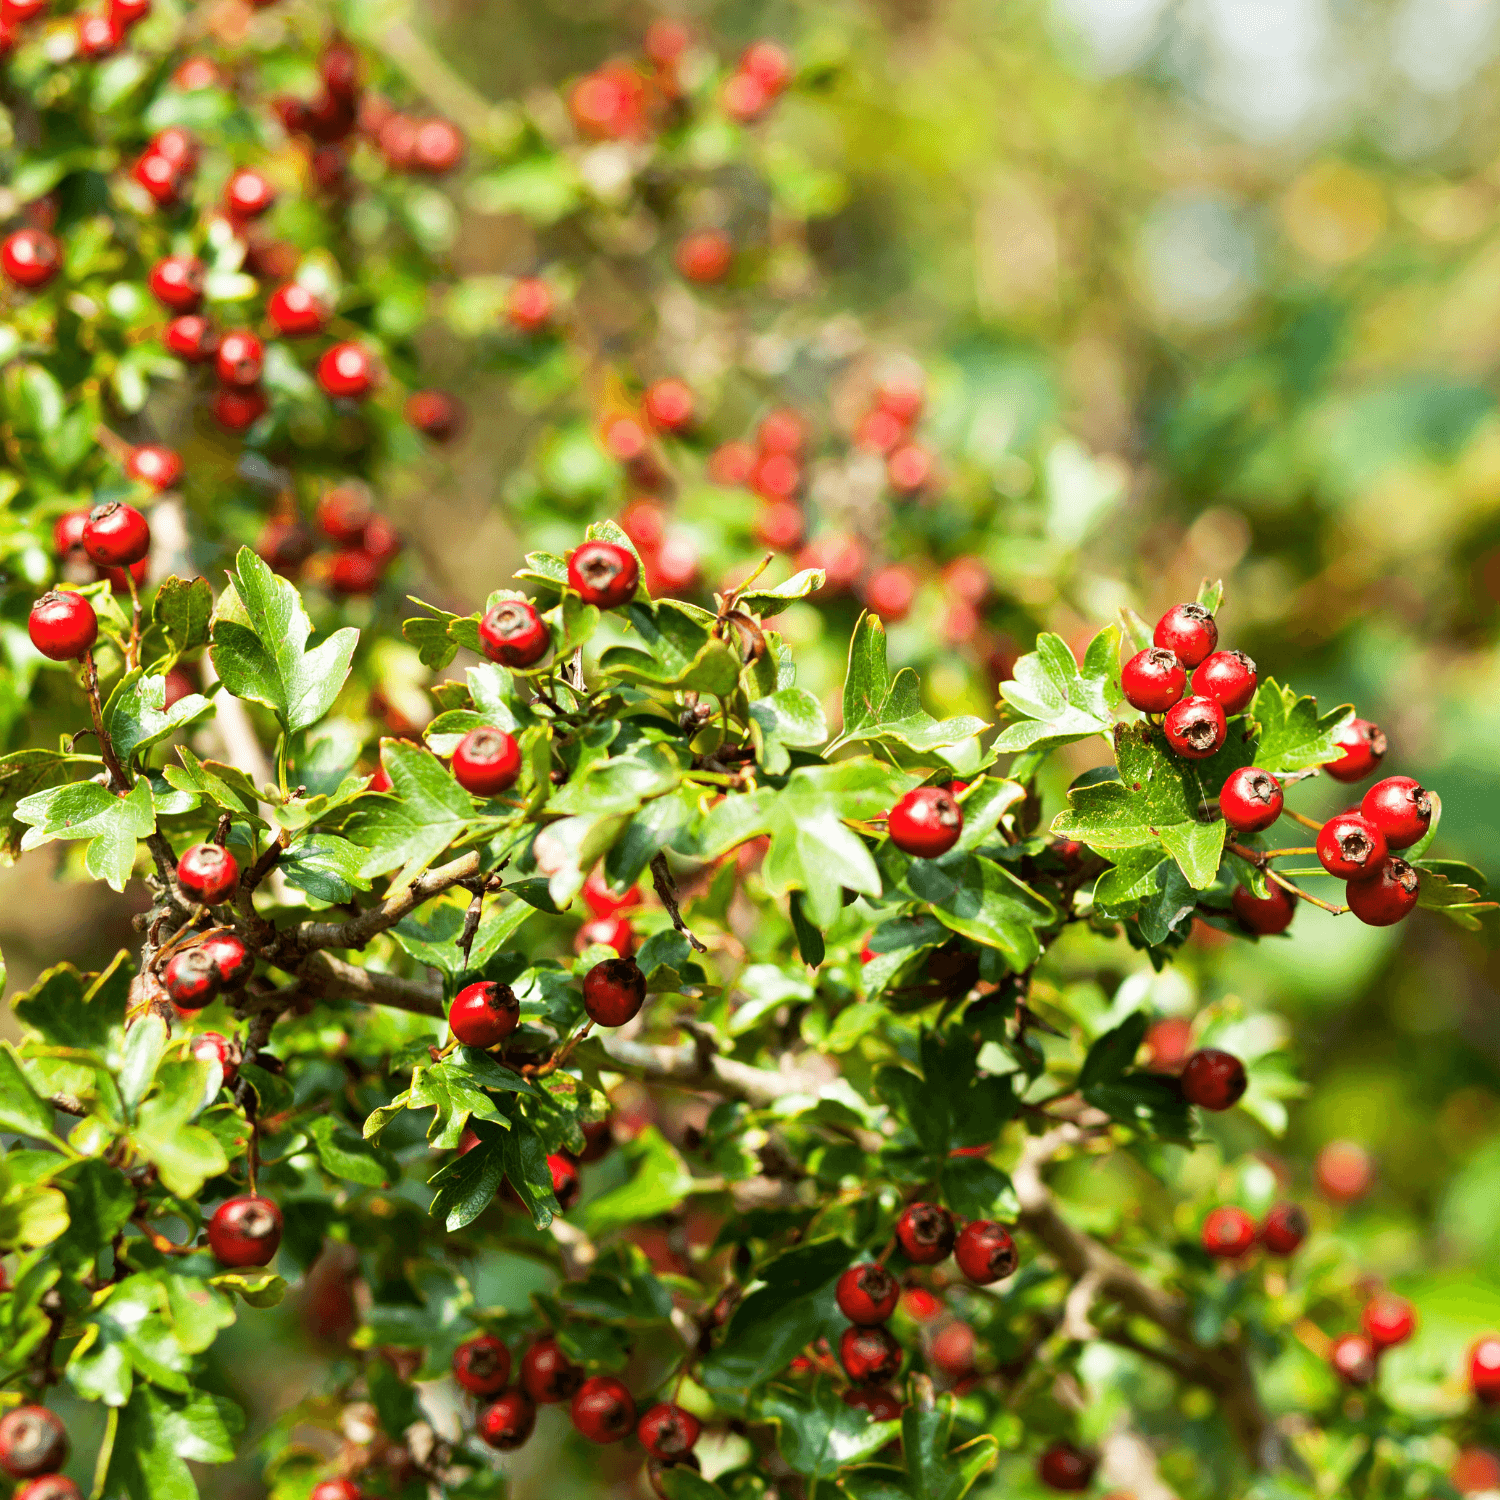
[741, 38, 792, 94]
[1231, 882, 1296, 935]
[1202, 1206, 1257, 1258]
[895, 1202, 955, 1264]
[109, 0, 148, 24]
[866, 564, 917, 622]
[405, 389, 463, 440]
[583, 868, 640, 918]
[452, 728, 521, 798]
[126, 444, 183, 491]
[315, 486, 373, 545]
[215, 329, 265, 388]
[476, 1390, 535, 1450]
[411, 117, 465, 174]
[165, 949, 218, 1010]
[954, 1220, 1019, 1284]
[1153, 603, 1218, 668]
[1315, 812, 1387, 881]
[1, 229, 60, 289]
[151, 127, 197, 169]
[75, 12, 121, 57]
[709, 440, 757, 485]
[841, 1388, 902, 1420]
[212, 387, 268, 432]
[1453, 1449, 1500, 1493]
[28, 591, 97, 660]
[1326, 718, 1387, 783]
[637, 1403, 701, 1461]
[0, 1407, 67, 1479]
[52, 509, 88, 556]
[839, 1325, 902, 1385]
[1346, 857, 1419, 926]
[888, 786, 963, 858]
[448, 980, 520, 1049]
[132, 150, 182, 206]
[309, 1483, 361, 1500]
[675, 228, 732, 283]
[930, 1320, 975, 1378]
[1120, 646, 1185, 713]
[1330, 1331, 1377, 1386]
[570, 1375, 636, 1443]
[1472, 1337, 1500, 1403]
[207, 1194, 282, 1266]
[507, 276, 554, 332]
[1359, 776, 1431, 850]
[904, 1287, 942, 1321]
[1220, 767, 1283, 833]
[754, 499, 804, 551]
[172, 55, 219, 88]
[362, 515, 401, 565]
[319, 37, 360, 97]
[1316, 1140, 1374, 1203]
[188, 1031, 238, 1084]
[267, 282, 327, 337]
[148, 254, 204, 312]
[643, 377, 694, 432]
[581, 956, 647, 1027]
[477, 599, 550, 668]
[568, 540, 639, 608]
[1163, 695, 1226, 759]
[836, 1262, 900, 1326]
[177, 843, 240, 905]
[521, 1337, 582, 1403]
[1180, 1048, 1247, 1111]
[576, 914, 632, 957]
[225, 168, 275, 220]
[1191, 649, 1257, 714]
[15, 1478, 83, 1500]
[198, 931, 253, 988]
[317, 342, 378, 399]
[752, 451, 802, 501]
[452, 1333, 511, 1395]
[1259, 1202, 1308, 1256]
[722, 70, 772, 122]
[1144, 1016, 1193, 1072]
[327, 548, 383, 595]
[1362, 1294, 1416, 1350]
[100, 559, 148, 594]
[1038, 1441, 1097, 1492]
[886, 442, 932, 494]
[1, 0, 47, 21]
[82, 500, 150, 567]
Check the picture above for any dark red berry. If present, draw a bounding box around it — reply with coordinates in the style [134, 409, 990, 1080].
[82, 501, 150, 567]
[320, 37, 360, 96]
[449, 981, 520, 1049]
[1192, 649, 1257, 714]
[1471, 1338, 1500, 1403]
[327, 548, 384, 596]
[453, 1334, 511, 1395]
[954, 1220, 1019, 1285]
[148, 254, 204, 311]
[548, 1153, 580, 1211]
[215, 329, 264, 388]
[1180, 1048, 1247, 1111]
[207, 1194, 282, 1266]
[2, 230, 60, 290]
[1330, 1332, 1377, 1387]
[405, 389, 463, 440]
[1163, 695, 1226, 759]
[895, 1202, 955, 1265]
[452, 727, 521, 797]
[1316, 812, 1387, 880]
[836, 1262, 900, 1326]
[1231, 882, 1296, 935]
[888, 786, 963, 858]
[411, 117, 465, 174]
[581, 956, 646, 1027]
[839, 1324, 902, 1385]
[309, 1482, 361, 1500]
[126, 445, 183, 492]
[1038, 1441, 1097, 1492]
[199, 930, 253, 988]
[1326, 718, 1387, 783]
[478, 599, 550, 668]
[1202, 1206, 1256, 1258]
[1220, 767, 1283, 833]
[1346, 857, 1419, 926]
[1360, 776, 1431, 850]
[53, 508, 89, 556]
[1362, 1294, 1416, 1350]
[75, 12, 121, 57]
[165, 949, 219, 1010]
[1152, 603, 1218, 668]
[267, 282, 327, 337]
[676, 228, 733, 283]
[212, 387, 268, 431]
[15, 1478, 83, 1500]
[1120, 647, 1185, 713]
[521, 1337, 582, 1403]
[165, 315, 218, 362]
[841, 1388, 902, 1420]
[571, 1375, 636, 1443]
[930, 1321, 975, 1377]
[225, 168, 275, 220]
[177, 843, 240, 904]
[477, 1390, 535, 1450]
[0, 1408, 67, 1479]
[317, 342, 377, 399]
[110, 0, 149, 24]
[568, 540, 639, 608]
[1259, 1202, 1308, 1256]
[637, 1402, 701, 1461]
[188, 1031, 239, 1084]
[28, 591, 97, 660]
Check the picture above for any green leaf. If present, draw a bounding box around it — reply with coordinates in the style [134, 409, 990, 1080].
[162, 747, 261, 817]
[103, 671, 213, 767]
[208, 1271, 287, 1308]
[1078, 1012, 1148, 1088]
[17, 778, 156, 892]
[748, 687, 828, 774]
[426, 1130, 505, 1230]
[1249, 679, 1353, 774]
[763, 1379, 901, 1479]
[133, 1060, 230, 1198]
[1082, 1075, 1193, 1141]
[734, 567, 827, 618]
[307, 1114, 391, 1186]
[501, 1118, 558, 1229]
[654, 1468, 729, 1500]
[342, 741, 477, 890]
[876, 1065, 949, 1156]
[391, 893, 535, 977]
[583, 1126, 696, 1235]
[601, 601, 741, 698]
[993, 627, 1120, 756]
[1196, 577, 1225, 614]
[210, 547, 358, 735]
[149, 577, 214, 665]
[896, 1397, 1000, 1500]
[278, 834, 372, 906]
[1413, 861, 1500, 931]
[10, 952, 130, 1053]
[105, 1385, 243, 1500]
[0, 749, 102, 862]
[0, 1042, 61, 1142]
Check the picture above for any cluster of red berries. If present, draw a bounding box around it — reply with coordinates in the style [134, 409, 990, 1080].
[0, 1404, 75, 1500]
[1329, 1293, 1418, 1387]
[1201, 1200, 1308, 1259]
[0, 0, 149, 71]
[447, 955, 647, 1052]
[256, 485, 402, 595]
[710, 407, 814, 557]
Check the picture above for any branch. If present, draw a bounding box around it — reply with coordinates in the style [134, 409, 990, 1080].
[294, 852, 483, 952]
[294, 951, 445, 1018]
[377, 19, 515, 143]
[596, 1029, 829, 1109]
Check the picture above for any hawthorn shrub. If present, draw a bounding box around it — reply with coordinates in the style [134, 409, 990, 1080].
[3, 7, 1500, 1500]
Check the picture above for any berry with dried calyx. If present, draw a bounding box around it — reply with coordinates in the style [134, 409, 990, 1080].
[1163, 695, 1226, 759]
[1192, 649, 1257, 714]
[215, 329, 264, 388]
[1120, 646, 1185, 713]
[895, 1202, 955, 1264]
[1316, 812, 1387, 881]
[188, 1031, 239, 1085]
[1346, 857, 1420, 926]
[0, 1408, 67, 1480]
[1202, 1206, 1257, 1258]
[1231, 881, 1296, 935]
[82, 501, 150, 567]
[954, 1220, 1019, 1284]
[836, 1262, 900, 1326]
[452, 1333, 511, 1395]
[448, 981, 520, 1049]
[165, 314, 218, 363]
[28, 591, 98, 661]
[1362, 1293, 1416, 1350]
[207, 1195, 282, 1266]
[451, 728, 521, 798]
[1220, 766, 1283, 833]
[637, 1403, 701, 1461]
[199, 931, 253, 988]
[125, 445, 183, 491]
[477, 1390, 535, 1450]
[1326, 717, 1386, 783]
[582, 956, 646, 1027]
[1153, 602, 1218, 668]
[1360, 776, 1432, 850]
[839, 1325, 902, 1384]
[520, 1336, 582, 1403]
[165, 948, 218, 1010]
[1038, 1441, 1097, 1492]
[568, 540, 639, 608]
[1330, 1331, 1377, 1386]
[888, 786, 963, 858]
[570, 1375, 636, 1443]
[177, 843, 240, 905]
[1180, 1048, 1247, 1111]
[1259, 1202, 1308, 1256]
[16, 1478, 83, 1500]
[478, 599, 550, 668]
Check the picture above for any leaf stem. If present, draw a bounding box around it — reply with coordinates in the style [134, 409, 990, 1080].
[124, 568, 142, 671]
[82, 649, 132, 793]
[1265, 868, 1347, 915]
[1261, 846, 1316, 858]
[1282, 808, 1324, 832]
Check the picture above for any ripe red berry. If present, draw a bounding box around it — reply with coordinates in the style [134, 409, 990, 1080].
[309, 1482, 361, 1500]
[411, 117, 465, 173]
[15, 1478, 83, 1500]
[549, 1152, 579, 1209]
[954, 1220, 1019, 1284]
[82, 500, 150, 568]
[741, 38, 793, 94]
[576, 914, 632, 957]
[151, 126, 197, 169]
[0, 1407, 67, 1479]
[842, 1388, 902, 1420]
[132, 150, 182, 206]
[1362, 1294, 1416, 1350]
[1192, 649, 1257, 714]
[207, 1194, 282, 1266]
[1144, 1016, 1193, 1072]
[177, 843, 240, 905]
[507, 276, 554, 332]
[675, 228, 733, 283]
[886, 442, 933, 494]
[581, 956, 647, 1027]
[212, 387, 268, 431]
[1163, 695, 1227, 759]
[1038, 1441, 1097, 1492]
[1, 229, 61, 289]
[839, 1325, 902, 1385]
[895, 1202, 955, 1264]
[172, 55, 219, 88]
[326, 548, 382, 596]
[1471, 1337, 1500, 1403]
[314, 486, 372, 544]
[451, 727, 521, 798]
[1120, 647, 1185, 713]
[1220, 766, 1283, 833]
[317, 341, 378, 399]
[836, 1262, 900, 1326]
[52, 509, 88, 556]
[188, 1031, 238, 1084]
[1201, 1206, 1257, 1258]
[75, 12, 121, 57]
[1326, 717, 1387, 783]
[1330, 1331, 1377, 1386]
[1316, 812, 1387, 881]
[1259, 1202, 1308, 1256]
[637, 1403, 701, 1461]
[148, 254, 204, 311]
[0, 0, 46, 22]
[643, 377, 694, 432]
[225, 167, 276, 219]
[1180, 1048, 1247, 1111]
[1346, 857, 1419, 926]
[1231, 882, 1296, 935]
[28, 591, 97, 660]
[1153, 603, 1218, 668]
[1360, 776, 1432, 850]
[888, 786, 963, 858]
[478, 599, 550, 668]
[448, 980, 520, 1049]
[583, 868, 640, 919]
[110, 0, 148, 24]
[267, 282, 327, 337]
[215, 329, 264, 388]
[476, 1390, 535, 1450]
[930, 1320, 975, 1378]
[165, 948, 218, 1010]
[199, 930, 253, 988]
[125, 444, 183, 491]
[452, 1333, 512, 1395]
[755, 499, 805, 551]
[568, 540, 639, 608]
[570, 1375, 636, 1443]
[866, 564, 917, 622]
[1316, 1140, 1374, 1203]
[405, 389, 463, 440]
[521, 1337, 582, 1403]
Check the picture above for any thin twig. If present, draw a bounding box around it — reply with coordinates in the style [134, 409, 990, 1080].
[650, 852, 707, 953]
